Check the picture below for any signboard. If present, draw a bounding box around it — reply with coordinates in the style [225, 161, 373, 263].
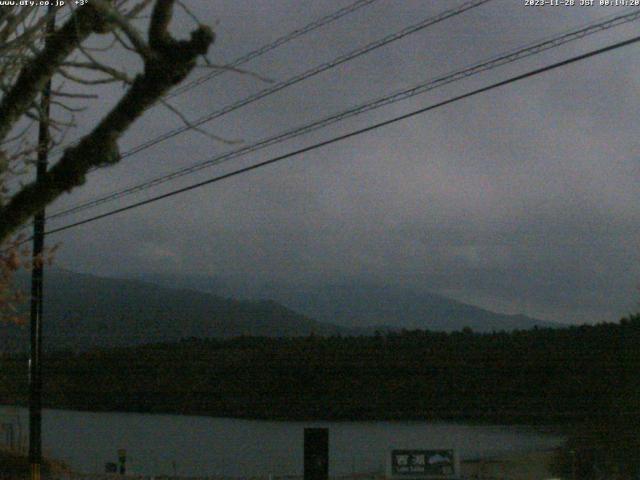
[387, 449, 459, 479]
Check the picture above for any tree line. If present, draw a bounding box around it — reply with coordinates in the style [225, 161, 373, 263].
[1, 314, 638, 424]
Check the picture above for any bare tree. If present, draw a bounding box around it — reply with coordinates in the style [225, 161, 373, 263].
[0, 0, 214, 241]
[0, 0, 215, 319]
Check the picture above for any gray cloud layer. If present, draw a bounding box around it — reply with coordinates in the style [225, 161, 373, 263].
[33, 0, 640, 324]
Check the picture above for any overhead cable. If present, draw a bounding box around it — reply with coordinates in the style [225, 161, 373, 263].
[37, 33, 640, 238]
[45, 8, 640, 222]
[167, 0, 383, 99]
[119, 0, 494, 159]
[46, 0, 383, 157]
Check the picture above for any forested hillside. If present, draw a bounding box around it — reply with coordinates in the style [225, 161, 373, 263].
[1, 315, 638, 423]
[138, 274, 560, 332]
[1, 270, 345, 353]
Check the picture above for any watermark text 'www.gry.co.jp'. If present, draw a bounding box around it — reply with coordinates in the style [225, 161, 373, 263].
[0, 0, 65, 6]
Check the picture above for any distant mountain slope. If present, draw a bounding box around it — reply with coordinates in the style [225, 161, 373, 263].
[255, 283, 561, 332]
[1, 270, 345, 353]
[136, 274, 562, 332]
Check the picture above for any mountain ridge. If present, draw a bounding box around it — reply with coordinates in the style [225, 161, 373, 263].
[133, 272, 563, 332]
[1, 269, 345, 353]
[1, 269, 562, 353]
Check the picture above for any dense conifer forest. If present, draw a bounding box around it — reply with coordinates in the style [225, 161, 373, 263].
[2, 316, 640, 477]
[1, 315, 638, 424]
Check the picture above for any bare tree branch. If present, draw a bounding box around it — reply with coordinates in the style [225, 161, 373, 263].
[159, 98, 240, 145]
[124, 0, 155, 18]
[50, 100, 88, 113]
[63, 60, 133, 85]
[0, 4, 111, 145]
[91, 0, 154, 60]
[59, 67, 130, 85]
[0, 0, 214, 242]
[51, 90, 99, 99]
[149, 0, 174, 50]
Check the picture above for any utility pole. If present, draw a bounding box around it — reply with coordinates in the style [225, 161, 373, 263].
[29, 6, 55, 480]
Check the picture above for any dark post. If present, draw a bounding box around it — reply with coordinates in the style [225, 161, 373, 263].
[117, 448, 127, 475]
[29, 6, 55, 480]
[304, 428, 329, 480]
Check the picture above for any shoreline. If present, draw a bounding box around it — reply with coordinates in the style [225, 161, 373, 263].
[1, 448, 558, 480]
[0, 402, 581, 429]
[461, 449, 557, 479]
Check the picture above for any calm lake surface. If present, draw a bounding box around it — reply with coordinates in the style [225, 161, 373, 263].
[0, 406, 564, 477]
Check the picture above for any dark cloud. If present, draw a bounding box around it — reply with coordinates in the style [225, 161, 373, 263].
[41, 0, 640, 324]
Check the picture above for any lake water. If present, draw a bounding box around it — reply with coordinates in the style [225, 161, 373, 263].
[0, 406, 564, 477]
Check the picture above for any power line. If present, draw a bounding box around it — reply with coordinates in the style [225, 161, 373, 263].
[45, 8, 640, 222]
[167, 0, 382, 99]
[118, 0, 493, 159]
[46, 0, 382, 158]
[38, 33, 640, 239]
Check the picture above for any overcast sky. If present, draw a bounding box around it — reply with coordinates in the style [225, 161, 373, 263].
[26, 0, 640, 325]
